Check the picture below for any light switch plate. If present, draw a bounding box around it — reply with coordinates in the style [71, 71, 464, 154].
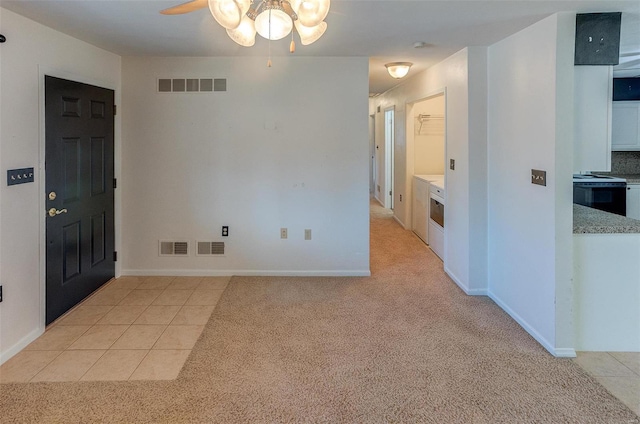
[531, 169, 547, 186]
[7, 168, 34, 186]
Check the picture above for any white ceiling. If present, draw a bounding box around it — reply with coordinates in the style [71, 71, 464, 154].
[2, 0, 639, 93]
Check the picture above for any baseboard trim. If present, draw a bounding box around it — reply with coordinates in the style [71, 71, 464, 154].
[122, 269, 371, 277]
[554, 348, 577, 358]
[488, 290, 560, 357]
[393, 215, 406, 229]
[1, 326, 45, 365]
[444, 267, 488, 296]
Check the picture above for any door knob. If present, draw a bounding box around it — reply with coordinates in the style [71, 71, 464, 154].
[48, 191, 57, 200]
[48, 208, 68, 217]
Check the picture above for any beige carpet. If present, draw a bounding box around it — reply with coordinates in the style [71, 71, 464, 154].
[1, 213, 638, 423]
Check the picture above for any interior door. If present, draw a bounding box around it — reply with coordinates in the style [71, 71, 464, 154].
[45, 76, 115, 325]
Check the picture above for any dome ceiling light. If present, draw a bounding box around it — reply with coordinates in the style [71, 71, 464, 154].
[161, 0, 330, 66]
[385, 62, 413, 79]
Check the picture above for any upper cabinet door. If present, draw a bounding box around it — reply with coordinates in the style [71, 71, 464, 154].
[574, 66, 613, 173]
[612, 102, 640, 151]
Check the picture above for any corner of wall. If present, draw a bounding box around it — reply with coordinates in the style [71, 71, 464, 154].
[553, 11, 577, 352]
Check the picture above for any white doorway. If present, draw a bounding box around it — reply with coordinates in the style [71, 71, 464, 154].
[384, 107, 395, 209]
[405, 91, 446, 236]
[369, 114, 376, 196]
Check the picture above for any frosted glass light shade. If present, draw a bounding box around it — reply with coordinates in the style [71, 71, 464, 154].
[255, 8, 293, 40]
[208, 0, 251, 30]
[385, 62, 413, 79]
[290, 0, 330, 27]
[294, 20, 327, 45]
[227, 15, 256, 46]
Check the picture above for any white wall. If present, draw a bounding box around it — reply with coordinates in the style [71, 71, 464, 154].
[0, 8, 122, 363]
[574, 234, 640, 351]
[413, 94, 445, 175]
[121, 56, 370, 276]
[487, 13, 575, 356]
[371, 48, 488, 295]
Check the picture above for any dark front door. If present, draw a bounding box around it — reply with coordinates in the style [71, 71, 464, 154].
[45, 76, 115, 324]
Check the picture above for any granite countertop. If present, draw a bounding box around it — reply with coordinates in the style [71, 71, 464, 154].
[591, 173, 640, 184]
[574, 204, 640, 234]
[609, 174, 640, 184]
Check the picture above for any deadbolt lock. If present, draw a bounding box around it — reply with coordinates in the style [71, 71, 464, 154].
[48, 191, 57, 201]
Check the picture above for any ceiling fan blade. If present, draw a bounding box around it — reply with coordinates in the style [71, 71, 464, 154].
[160, 0, 208, 15]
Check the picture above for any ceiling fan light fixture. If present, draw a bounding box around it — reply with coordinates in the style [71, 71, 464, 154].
[208, 0, 250, 29]
[385, 62, 413, 79]
[290, 0, 330, 27]
[294, 20, 327, 45]
[255, 7, 293, 40]
[227, 14, 257, 46]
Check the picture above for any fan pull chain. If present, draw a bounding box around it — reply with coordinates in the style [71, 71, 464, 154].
[290, 27, 295, 53]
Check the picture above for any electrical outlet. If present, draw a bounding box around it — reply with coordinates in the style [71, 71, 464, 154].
[280, 228, 288, 239]
[222, 226, 229, 237]
[305, 229, 312, 240]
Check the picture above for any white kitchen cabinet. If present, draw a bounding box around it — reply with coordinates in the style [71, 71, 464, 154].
[612, 102, 640, 151]
[574, 66, 612, 172]
[412, 176, 429, 243]
[627, 184, 640, 220]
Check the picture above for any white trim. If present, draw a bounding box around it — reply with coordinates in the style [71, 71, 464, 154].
[445, 267, 487, 296]
[0, 327, 45, 365]
[122, 269, 371, 277]
[38, 66, 120, 328]
[405, 87, 448, 107]
[554, 348, 577, 358]
[489, 290, 559, 357]
[393, 215, 406, 229]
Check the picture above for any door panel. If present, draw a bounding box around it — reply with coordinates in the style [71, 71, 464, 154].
[45, 76, 115, 325]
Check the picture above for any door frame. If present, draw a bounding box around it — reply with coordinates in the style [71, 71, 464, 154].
[38, 66, 120, 328]
[384, 106, 395, 209]
[404, 88, 447, 233]
[369, 114, 375, 196]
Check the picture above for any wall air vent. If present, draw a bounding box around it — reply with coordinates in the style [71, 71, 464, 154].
[158, 78, 226, 93]
[196, 241, 225, 256]
[159, 240, 189, 256]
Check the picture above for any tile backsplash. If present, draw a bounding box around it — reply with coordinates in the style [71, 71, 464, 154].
[611, 152, 640, 174]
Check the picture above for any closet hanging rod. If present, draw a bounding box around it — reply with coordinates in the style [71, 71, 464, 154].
[416, 114, 444, 122]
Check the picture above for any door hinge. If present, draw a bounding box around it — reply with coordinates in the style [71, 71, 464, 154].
[113, 251, 118, 262]
[113, 105, 117, 116]
[113, 178, 117, 189]
[389, 190, 392, 196]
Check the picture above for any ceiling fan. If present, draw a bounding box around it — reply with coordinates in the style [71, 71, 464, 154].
[161, 0, 330, 59]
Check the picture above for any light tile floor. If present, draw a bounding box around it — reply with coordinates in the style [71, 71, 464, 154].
[573, 351, 640, 416]
[0, 276, 229, 383]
